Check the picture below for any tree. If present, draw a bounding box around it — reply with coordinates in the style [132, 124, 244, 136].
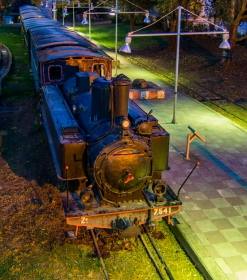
[102, 0, 153, 31]
[205, 0, 247, 59]
[11, 0, 31, 12]
[151, 0, 203, 49]
[0, 0, 13, 21]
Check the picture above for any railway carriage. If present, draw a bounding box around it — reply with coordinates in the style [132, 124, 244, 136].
[19, 5, 181, 238]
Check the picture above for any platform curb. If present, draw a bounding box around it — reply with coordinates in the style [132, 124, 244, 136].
[168, 214, 228, 280]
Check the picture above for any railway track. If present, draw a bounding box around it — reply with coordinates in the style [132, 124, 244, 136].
[140, 224, 175, 280]
[0, 44, 21, 113]
[126, 55, 247, 126]
[0, 43, 12, 94]
[90, 224, 175, 280]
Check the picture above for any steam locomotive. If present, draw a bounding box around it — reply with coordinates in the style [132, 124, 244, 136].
[20, 5, 181, 238]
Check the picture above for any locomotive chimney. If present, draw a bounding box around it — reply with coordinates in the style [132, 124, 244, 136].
[112, 74, 132, 119]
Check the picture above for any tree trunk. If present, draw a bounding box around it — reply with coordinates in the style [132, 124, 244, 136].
[223, 0, 247, 67]
[210, 15, 216, 40]
[167, 13, 177, 51]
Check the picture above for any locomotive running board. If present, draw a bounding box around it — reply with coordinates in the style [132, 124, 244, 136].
[60, 187, 182, 235]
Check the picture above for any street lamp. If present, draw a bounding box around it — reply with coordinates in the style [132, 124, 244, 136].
[62, 0, 84, 30]
[52, 1, 57, 20]
[81, 12, 88, 25]
[80, 0, 119, 74]
[143, 11, 150, 24]
[109, 1, 150, 76]
[120, 6, 231, 124]
[83, 0, 150, 77]
[81, 1, 98, 38]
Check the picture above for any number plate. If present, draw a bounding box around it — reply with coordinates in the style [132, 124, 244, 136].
[153, 207, 170, 216]
[152, 206, 180, 218]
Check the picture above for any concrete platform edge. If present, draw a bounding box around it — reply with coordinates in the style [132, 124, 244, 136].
[168, 214, 228, 280]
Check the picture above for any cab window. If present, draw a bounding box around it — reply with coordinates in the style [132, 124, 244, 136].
[48, 65, 63, 81]
[92, 63, 105, 77]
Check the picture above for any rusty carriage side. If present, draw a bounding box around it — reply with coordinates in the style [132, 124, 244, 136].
[28, 26, 112, 93]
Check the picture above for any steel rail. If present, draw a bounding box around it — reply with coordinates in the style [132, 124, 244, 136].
[0, 44, 12, 95]
[142, 225, 175, 280]
[90, 229, 109, 280]
[139, 230, 166, 280]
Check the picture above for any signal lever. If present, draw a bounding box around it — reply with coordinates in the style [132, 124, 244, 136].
[176, 161, 200, 200]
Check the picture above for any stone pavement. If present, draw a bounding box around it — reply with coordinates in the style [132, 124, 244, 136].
[106, 49, 247, 280]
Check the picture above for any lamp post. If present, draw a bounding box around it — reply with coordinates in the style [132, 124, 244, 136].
[115, 0, 118, 76]
[63, 0, 64, 25]
[73, 0, 75, 29]
[62, 1, 64, 25]
[89, 0, 91, 40]
[83, 1, 119, 76]
[120, 6, 231, 124]
[52, 1, 57, 20]
[173, 6, 181, 124]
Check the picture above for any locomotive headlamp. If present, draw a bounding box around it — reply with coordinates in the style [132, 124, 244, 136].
[121, 119, 130, 129]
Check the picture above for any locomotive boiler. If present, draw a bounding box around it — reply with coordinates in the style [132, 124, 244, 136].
[62, 73, 168, 203]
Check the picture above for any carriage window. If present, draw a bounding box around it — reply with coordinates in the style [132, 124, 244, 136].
[48, 65, 63, 81]
[92, 63, 105, 77]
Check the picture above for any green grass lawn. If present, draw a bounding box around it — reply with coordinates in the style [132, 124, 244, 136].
[0, 25, 35, 101]
[75, 22, 165, 50]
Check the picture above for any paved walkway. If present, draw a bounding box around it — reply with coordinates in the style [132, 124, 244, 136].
[106, 49, 247, 280]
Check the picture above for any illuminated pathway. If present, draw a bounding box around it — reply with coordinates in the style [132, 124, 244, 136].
[105, 49, 247, 280]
